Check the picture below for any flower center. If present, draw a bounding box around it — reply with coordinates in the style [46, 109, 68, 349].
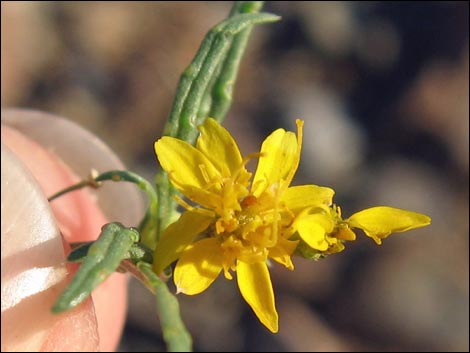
[214, 191, 289, 272]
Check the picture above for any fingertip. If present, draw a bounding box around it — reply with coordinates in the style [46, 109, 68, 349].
[40, 298, 100, 352]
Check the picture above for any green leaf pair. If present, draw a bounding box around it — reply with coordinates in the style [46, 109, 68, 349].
[52, 222, 139, 313]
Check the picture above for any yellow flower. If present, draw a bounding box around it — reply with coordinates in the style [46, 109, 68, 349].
[153, 118, 333, 333]
[295, 204, 431, 258]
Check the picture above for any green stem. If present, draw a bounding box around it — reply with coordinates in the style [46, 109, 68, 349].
[48, 170, 159, 249]
[138, 262, 192, 352]
[155, 170, 177, 242]
[48, 179, 98, 202]
[94, 171, 158, 215]
[95, 171, 159, 248]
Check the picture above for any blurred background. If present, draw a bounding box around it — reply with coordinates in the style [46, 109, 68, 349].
[2, 1, 468, 351]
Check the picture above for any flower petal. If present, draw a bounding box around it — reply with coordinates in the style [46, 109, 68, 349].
[155, 137, 222, 208]
[153, 211, 213, 274]
[347, 206, 431, 244]
[334, 227, 356, 241]
[269, 238, 298, 270]
[174, 238, 224, 295]
[196, 118, 244, 178]
[295, 213, 334, 251]
[252, 120, 303, 197]
[283, 185, 335, 211]
[237, 261, 278, 333]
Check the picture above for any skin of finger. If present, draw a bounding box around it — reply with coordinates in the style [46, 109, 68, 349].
[1, 143, 99, 352]
[2, 126, 127, 351]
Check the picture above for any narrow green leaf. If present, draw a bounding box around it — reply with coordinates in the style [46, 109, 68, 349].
[52, 223, 138, 313]
[163, 11, 280, 143]
[208, 2, 268, 122]
[199, 1, 265, 124]
[67, 242, 93, 263]
[127, 242, 154, 264]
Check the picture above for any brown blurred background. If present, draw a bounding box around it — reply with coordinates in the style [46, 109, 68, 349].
[2, 1, 468, 351]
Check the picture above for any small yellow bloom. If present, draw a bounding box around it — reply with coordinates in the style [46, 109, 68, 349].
[153, 118, 333, 333]
[295, 204, 431, 258]
[153, 117, 431, 332]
